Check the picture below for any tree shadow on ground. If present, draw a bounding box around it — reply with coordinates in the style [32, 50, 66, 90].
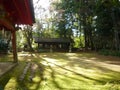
[47, 62, 82, 90]
[34, 62, 45, 90]
[43, 59, 105, 83]
[37, 53, 120, 85]
[0, 74, 11, 90]
[1, 52, 120, 90]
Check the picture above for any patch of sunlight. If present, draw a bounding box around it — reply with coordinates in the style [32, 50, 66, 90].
[28, 83, 41, 90]
[32, 76, 41, 83]
[42, 57, 57, 63]
[18, 53, 33, 57]
[85, 59, 92, 61]
[39, 82, 56, 90]
[65, 53, 78, 56]
[54, 74, 86, 89]
[42, 57, 66, 66]
[28, 76, 41, 90]
[73, 66, 115, 80]
[63, 63, 96, 74]
[51, 66, 95, 84]
[56, 64, 112, 83]
[18, 56, 26, 61]
[90, 57, 97, 60]
[29, 84, 38, 90]
[43, 54, 47, 57]
[4, 77, 17, 90]
[41, 57, 67, 65]
[68, 56, 79, 60]
[32, 54, 38, 58]
[27, 59, 32, 61]
[90, 61, 120, 72]
[99, 63, 120, 72]
[87, 72, 112, 80]
[78, 57, 120, 72]
[41, 61, 49, 66]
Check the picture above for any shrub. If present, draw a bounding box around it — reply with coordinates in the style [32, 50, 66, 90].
[0, 39, 8, 53]
[99, 49, 120, 57]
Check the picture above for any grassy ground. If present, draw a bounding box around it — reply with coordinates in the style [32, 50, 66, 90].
[0, 52, 120, 90]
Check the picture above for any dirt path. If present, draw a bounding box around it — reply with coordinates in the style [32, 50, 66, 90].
[0, 62, 17, 77]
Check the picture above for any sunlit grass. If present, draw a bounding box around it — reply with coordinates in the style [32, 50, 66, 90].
[4, 77, 18, 90]
[0, 52, 120, 90]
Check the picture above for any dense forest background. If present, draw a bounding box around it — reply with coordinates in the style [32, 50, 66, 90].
[0, 0, 120, 55]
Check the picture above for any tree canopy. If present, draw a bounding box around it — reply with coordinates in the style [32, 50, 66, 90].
[1, 0, 120, 52]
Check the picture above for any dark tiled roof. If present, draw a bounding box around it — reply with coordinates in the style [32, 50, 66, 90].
[34, 38, 73, 44]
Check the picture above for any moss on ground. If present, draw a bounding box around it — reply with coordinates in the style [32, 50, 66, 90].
[0, 52, 120, 90]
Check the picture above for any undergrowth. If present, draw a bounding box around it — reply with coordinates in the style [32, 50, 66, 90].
[99, 49, 120, 57]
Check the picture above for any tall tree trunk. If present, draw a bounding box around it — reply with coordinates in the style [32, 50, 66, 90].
[23, 26, 34, 52]
[83, 16, 88, 49]
[111, 10, 120, 51]
[114, 27, 120, 51]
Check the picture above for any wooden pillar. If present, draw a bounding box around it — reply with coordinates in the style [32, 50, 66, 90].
[12, 31, 18, 63]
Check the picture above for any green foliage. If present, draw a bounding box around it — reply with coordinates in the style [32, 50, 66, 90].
[74, 36, 85, 48]
[17, 31, 23, 48]
[0, 39, 8, 53]
[16, 25, 34, 51]
[19, 0, 120, 51]
[99, 49, 120, 57]
[61, 0, 120, 50]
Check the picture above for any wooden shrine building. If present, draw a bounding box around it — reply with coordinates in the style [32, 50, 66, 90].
[34, 38, 73, 52]
[0, 0, 35, 62]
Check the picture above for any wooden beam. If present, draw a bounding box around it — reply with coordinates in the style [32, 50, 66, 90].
[12, 30, 18, 63]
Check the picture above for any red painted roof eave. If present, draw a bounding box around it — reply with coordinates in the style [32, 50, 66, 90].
[0, 0, 35, 29]
[12, 0, 35, 25]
